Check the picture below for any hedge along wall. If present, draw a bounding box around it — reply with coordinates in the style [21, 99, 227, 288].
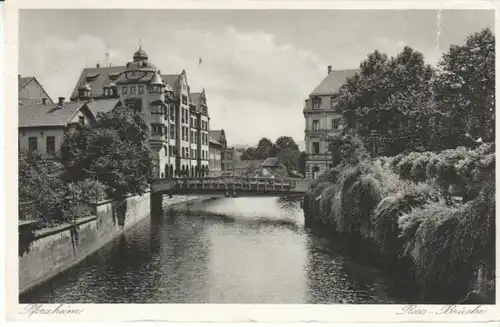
[18, 192, 151, 295]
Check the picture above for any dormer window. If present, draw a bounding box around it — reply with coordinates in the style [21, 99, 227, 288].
[312, 97, 322, 109]
[109, 72, 120, 80]
[85, 73, 100, 82]
[103, 87, 115, 97]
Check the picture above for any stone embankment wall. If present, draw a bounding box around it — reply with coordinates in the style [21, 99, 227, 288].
[19, 193, 206, 295]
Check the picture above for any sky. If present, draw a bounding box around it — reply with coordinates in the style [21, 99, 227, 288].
[19, 9, 494, 147]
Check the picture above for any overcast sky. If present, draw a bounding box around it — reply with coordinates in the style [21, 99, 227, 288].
[19, 9, 493, 147]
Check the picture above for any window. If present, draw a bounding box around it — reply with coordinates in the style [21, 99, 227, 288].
[151, 124, 164, 136]
[79, 116, 85, 125]
[46, 136, 55, 155]
[312, 98, 322, 109]
[122, 87, 128, 94]
[331, 96, 337, 109]
[312, 120, 319, 131]
[182, 95, 188, 105]
[139, 86, 144, 94]
[170, 124, 175, 139]
[313, 142, 320, 154]
[125, 98, 142, 113]
[332, 118, 340, 130]
[151, 104, 164, 114]
[131, 86, 136, 94]
[170, 107, 175, 121]
[28, 137, 38, 152]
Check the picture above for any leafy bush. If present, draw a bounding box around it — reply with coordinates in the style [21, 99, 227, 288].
[19, 151, 67, 224]
[398, 174, 495, 298]
[372, 182, 439, 255]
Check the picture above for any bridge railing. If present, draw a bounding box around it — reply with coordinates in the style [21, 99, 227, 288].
[154, 176, 300, 192]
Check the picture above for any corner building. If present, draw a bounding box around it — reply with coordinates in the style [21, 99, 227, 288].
[70, 47, 211, 178]
[303, 66, 359, 179]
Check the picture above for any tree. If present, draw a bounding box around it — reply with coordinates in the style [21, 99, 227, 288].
[338, 47, 435, 156]
[254, 137, 276, 159]
[435, 28, 495, 145]
[240, 147, 256, 160]
[19, 151, 67, 222]
[60, 107, 153, 199]
[275, 136, 299, 151]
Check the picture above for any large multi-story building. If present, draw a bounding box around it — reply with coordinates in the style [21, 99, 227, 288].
[70, 47, 211, 179]
[303, 66, 359, 179]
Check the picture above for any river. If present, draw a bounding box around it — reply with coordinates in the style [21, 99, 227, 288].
[21, 196, 409, 304]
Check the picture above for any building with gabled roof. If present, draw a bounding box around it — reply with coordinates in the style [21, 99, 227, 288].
[18, 97, 95, 158]
[303, 66, 359, 179]
[18, 75, 53, 105]
[85, 98, 123, 117]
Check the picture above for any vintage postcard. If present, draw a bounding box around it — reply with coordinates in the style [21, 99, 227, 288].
[4, 0, 500, 323]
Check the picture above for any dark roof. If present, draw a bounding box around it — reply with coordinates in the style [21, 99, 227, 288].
[161, 74, 180, 93]
[209, 137, 223, 147]
[86, 99, 121, 116]
[261, 157, 281, 167]
[310, 69, 360, 96]
[70, 66, 126, 99]
[210, 130, 223, 142]
[19, 102, 89, 128]
[190, 92, 202, 108]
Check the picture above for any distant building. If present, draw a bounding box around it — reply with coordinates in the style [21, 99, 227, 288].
[208, 137, 223, 177]
[18, 97, 95, 158]
[233, 160, 263, 177]
[260, 157, 287, 177]
[18, 75, 53, 105]
[210, 129, 235, 174]
[69, 47, 211, 178]
[303, 66, 359, 179]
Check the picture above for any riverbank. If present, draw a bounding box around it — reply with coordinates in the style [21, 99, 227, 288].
[19, 193, 210, 296]
[303, 146, 495, 304]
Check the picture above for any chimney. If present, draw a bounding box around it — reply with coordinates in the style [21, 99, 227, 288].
[42, 98, 47, 105]
[96, 63, 100, 68]
[328, 65, 332, 75]
[58, 97, 65, 106]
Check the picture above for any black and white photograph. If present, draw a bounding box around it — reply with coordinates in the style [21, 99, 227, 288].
[6, 1, 498, 322]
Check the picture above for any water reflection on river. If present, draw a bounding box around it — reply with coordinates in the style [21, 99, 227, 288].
[21, 197, 406, 304]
